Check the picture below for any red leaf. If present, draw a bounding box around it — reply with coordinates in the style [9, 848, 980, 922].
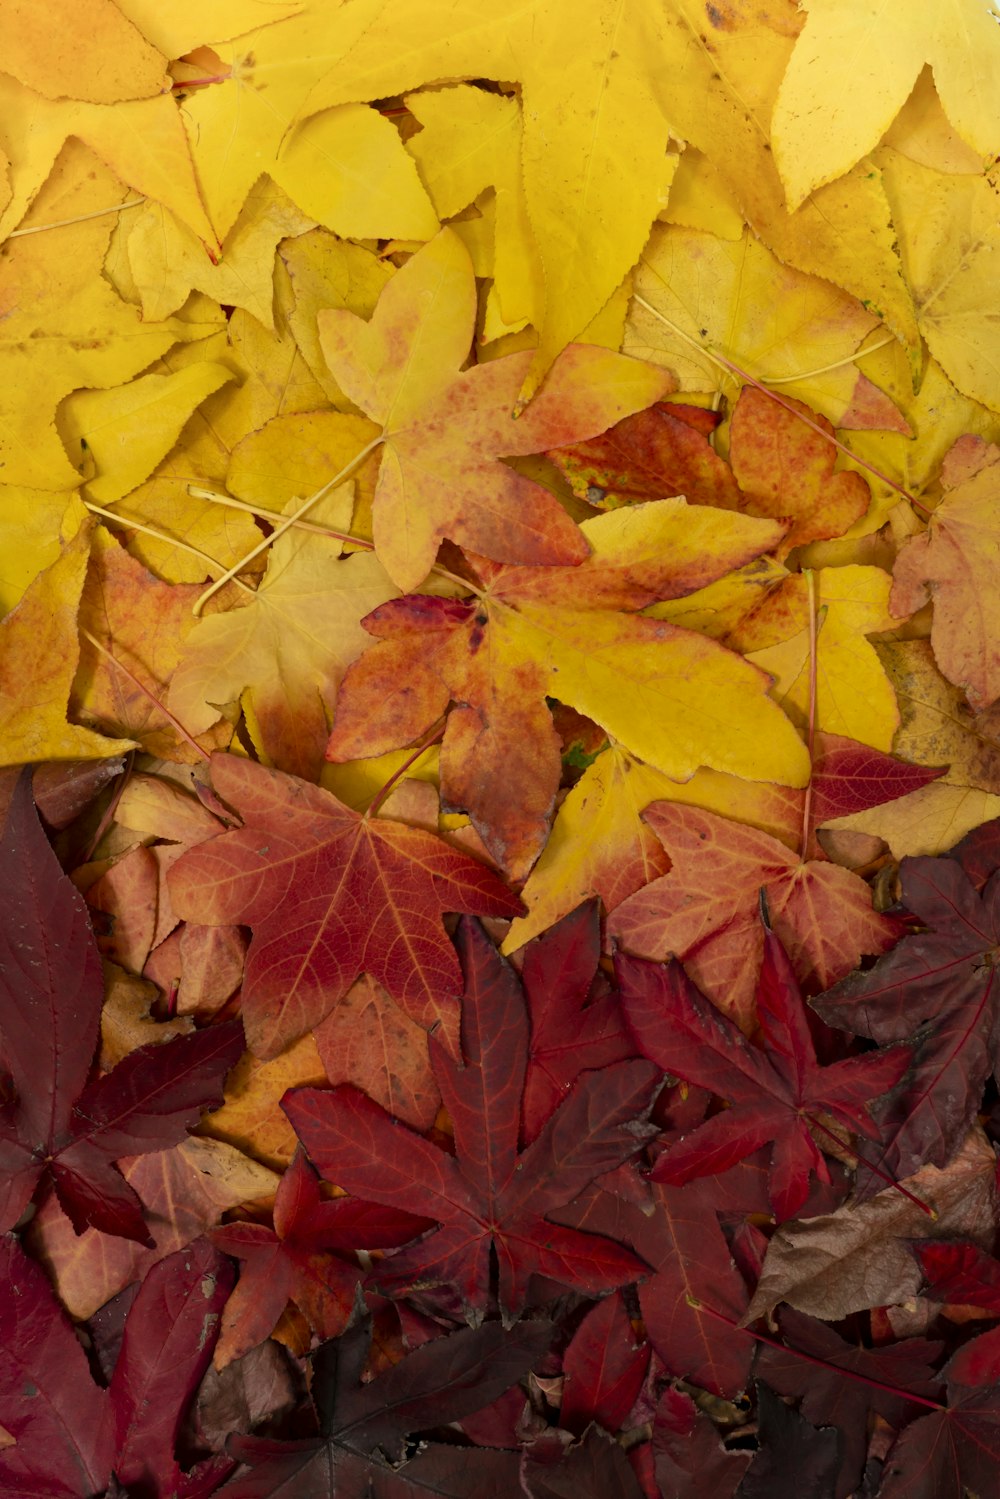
[913, 1241, 1000, 1312]
[813, 848, 1000, 1181]
[0, 771, 243, 1244]
[168, 754, 521, 1059]
[617, 932, 911, 1220]
[520, 900, 636, 1142]
[559, 1291, 650, 1435]
[283, 919, 659, 1323]
[652, 1385, 750, 1499]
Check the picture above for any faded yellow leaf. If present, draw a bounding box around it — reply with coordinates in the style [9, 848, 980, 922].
[279, 230, 394, 410]
[0, 489, 88, 614]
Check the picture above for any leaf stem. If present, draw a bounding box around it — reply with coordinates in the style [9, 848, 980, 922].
[365, 715, 449, 820]
[192, 436, 385, 616]
[763, 333, 898, 385]
[7, 198, 146, 238]
[77, 628, 207, 759]
[187, 485, 378, 545]
[85, 502, 256, 595]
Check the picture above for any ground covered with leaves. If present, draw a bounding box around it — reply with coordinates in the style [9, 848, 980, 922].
[2, 1, 1000, 1496]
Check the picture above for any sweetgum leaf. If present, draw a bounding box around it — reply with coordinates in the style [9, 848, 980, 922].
[283, 919, 659, 1323]
[616, 931, 910, 1221]
[559, 1291, 650, 1437]
[168, 754, 522, 1060]
[0, 771, 243, 1243]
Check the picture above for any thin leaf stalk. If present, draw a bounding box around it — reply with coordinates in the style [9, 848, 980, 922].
[365, 714, 449, 820]
[78, 628, 207, 759]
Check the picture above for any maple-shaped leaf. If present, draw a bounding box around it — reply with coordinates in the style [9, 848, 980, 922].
[557, 1157, 769, 1398]
[0, 771, 243, 1244]
[283, 919, 659, 1324]
[167, 753, 521, 1060]
[315, 229, 674, 591]
[211, 1147, 433, 1368]
[559, 1291, 650, 1437]
[0, 1233, 234, 1497]
[891, 437, 1000, 711]
[813, 845, 1000, 1181]
[616, 929, 911, 1221]
[218, 1312, 550, 1496]
[519, 900, 636, 1142]
[609, 794, 903, 1027]
[328, 500, 809, 879]
[877, 1321, 1000, 1499]
[758, 1308, 944, 1499]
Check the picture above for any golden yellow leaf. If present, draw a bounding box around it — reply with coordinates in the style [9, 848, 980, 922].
[0, 489, 88, 614]
[732, 566, 901, 750]
[115, 0, 302, 57]
[226, 410, 380, 519]
[60, 361, 234, 505]
[0, 522, 136, 765]
[0, 72, 214, 247]
[201, 1034, 328, 1170]
[123, 178, 315, 326]
[772, 0, 999, 210]
[279, 230, 394, 409]
[168, 492, 397, 779]
[825, 782, 1000, 861]
[0, 0, 168, 105]
[179, 3, 437, 241]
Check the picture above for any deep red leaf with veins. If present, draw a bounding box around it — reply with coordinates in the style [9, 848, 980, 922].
[559, 1291, 650, 1436]
[0, 771, 243, 1244]
[283, 919, 659, 1323]
[0, 1234, 233, 1497]
[211, 1147, 433, 1365]
[520, 900, 636, 1142]
[913, 1241, 1000, 1311]
[168, 754, 521, 1060]
[813, 851, 1000, 1182]
[555, 1156, 770, 1397]
[616, 930, 911, 1220]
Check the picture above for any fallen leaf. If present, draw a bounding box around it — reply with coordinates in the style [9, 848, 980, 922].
[559, 1291, 650, 1437]
[312, 974, 441, 1134]
[198, 1036, 328, 1171]
[167, 753, 522, 1058]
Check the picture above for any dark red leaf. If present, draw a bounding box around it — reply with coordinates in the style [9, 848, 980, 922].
[913, 1240, 1000, 1311]
[522, 1424, 646, 1498]
[559, 1292, 650, 1435]
[283, 920, 658, 1323]
[652, 1385, 750, 1499]
[738, 1382, 840, 1499]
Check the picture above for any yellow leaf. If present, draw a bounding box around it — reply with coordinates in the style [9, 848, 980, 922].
[826, 783, 1000, 861]
[659, 146, 744, 241]
[875, 639, 1000, 792]
[734, 566, 901, 750]
[772, 0, 999, 210]
[0, 143, 218, 490]
[123, 178, 315, 326]
[878, 150, 1000, 413]
[60, 362, 234, 505]
[168, 492, 397, 780]
[115, 0, 302, 57]
[200, 1034, 328, 1170]
[0, 0, 168, 104]
[405, 84, 544, 336]
[628, 224, 886, 427]
[0, 72, 214, 248]
[0, 489, 88, 614]
[0, 522, 136, 765]
[179, 3, 437, 240]
[226, 410, 381, 519]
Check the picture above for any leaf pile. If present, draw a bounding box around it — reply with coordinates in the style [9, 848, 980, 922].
[3, 1, 1000, 1495]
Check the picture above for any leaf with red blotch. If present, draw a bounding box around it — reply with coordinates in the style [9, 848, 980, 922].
[608, 796, 904, 1029]
[520, 900, 637, 1143]
[0, 1234, 234, 1498]
[0, 770, 243, 1244]
[912, 1241, 1000, 1311]
[167, 753, 522, 1060]
[652, 1385, 751, 1499]
[757, 1307, 943, 1499]
[559, 1292, 650, 1437]
[283, 919, 659, 1324]
[812, 849, 1000, 1182]
[876, 1323, 1000, 1499]
[211, 1147, 433, 1368]
[218, 1312, 549, 1497]
[616, 929, 911, 1221]
[547, 401, 742, 511]
[555, 1156, 770, 1398]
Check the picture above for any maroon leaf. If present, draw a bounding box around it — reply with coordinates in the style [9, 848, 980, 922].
[0, 1234, 234, 1497]
[652, 1385, 750, 1499]
[757, 1308, 944, 1499]
[616, 930, 910, 1220]
[220, 1315, 548, 1497]
[520, 900, 636, 1143]
[813, 851, 1000, 1180]
[522, 1423, 646, 1498]
[283, 919, 659, 1323]
[559, 1292, 650, 1436]
[738, 1381, 840, 1499]
[211, 1147, 432, 1365]
[0, 773, 243, 1244]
